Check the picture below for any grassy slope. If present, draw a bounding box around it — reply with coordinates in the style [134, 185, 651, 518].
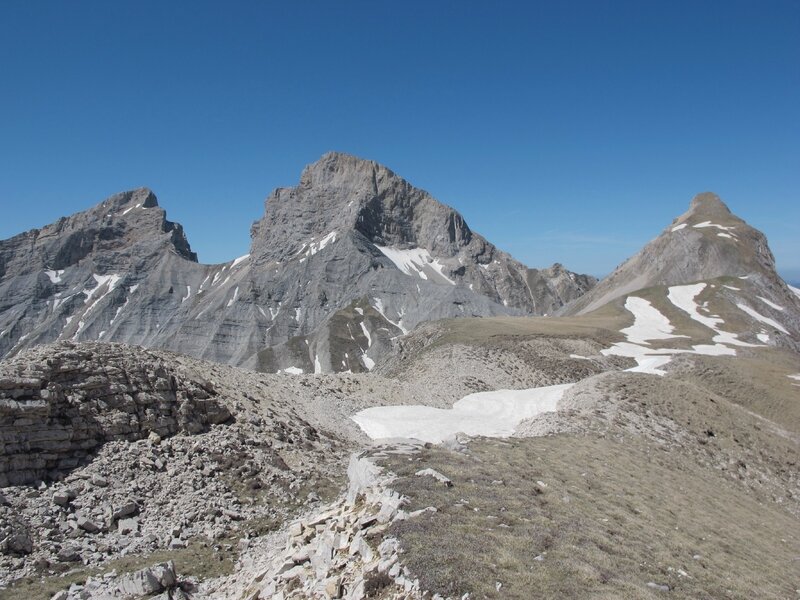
[384, 434, 799, 600]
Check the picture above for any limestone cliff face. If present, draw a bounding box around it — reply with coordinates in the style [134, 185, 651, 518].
[0, 153, 594, 372]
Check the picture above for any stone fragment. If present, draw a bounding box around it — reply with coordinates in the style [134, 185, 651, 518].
[324, 576, 342, 598]
[52, 491, 72, 506]
[77, 515, 102, 533]
[414, 468, 453, 487]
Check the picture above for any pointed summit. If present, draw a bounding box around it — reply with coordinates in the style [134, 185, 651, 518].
[687, 192, 732, 217]
[561, 192, 778, 316]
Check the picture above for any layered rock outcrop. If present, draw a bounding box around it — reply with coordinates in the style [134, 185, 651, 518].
[0, 341, 230, 487]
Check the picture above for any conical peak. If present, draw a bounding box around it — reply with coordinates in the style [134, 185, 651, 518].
[687, 192, 731, 217]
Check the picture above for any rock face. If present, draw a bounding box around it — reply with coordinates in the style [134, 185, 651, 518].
[561, 193, 800, 327]
[0, 341, 231, 487]
[0, 341, 346, 585]
[0, 152, 594, 372]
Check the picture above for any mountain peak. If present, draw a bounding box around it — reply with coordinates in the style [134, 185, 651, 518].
[102, 187, 159, 212]
[297, 151, 394, 191]
[561, 192, 779, 316]
[687, 192, 732, 218]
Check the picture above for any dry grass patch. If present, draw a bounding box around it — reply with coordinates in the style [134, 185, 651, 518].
[382, 435, 800, 599]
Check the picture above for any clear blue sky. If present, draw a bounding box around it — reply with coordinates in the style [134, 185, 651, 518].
[1, 1, 798, 281]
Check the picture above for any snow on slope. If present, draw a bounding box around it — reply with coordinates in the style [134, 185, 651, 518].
[352, 384, 572, 443]
[736, 303, 789, 334]
[619, 296, 687, 345]
[375, 246, 455, 285]
[667, 283, 759, 347]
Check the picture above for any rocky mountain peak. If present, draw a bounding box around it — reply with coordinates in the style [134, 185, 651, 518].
[297, 151, 392, 192]
[249, 152, 472, 263]
[100, 187, 160, 212]
[688, 191, 731, 215]
[561, 192, 783, 316]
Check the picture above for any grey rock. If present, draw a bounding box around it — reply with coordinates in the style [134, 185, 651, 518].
[77, 515, 101, 534]
[0, 153, 594, 373]
[117, 518, 139, 535]
[52, 491, 72, 506]
[414, 468, 453, 487]
[112, 501, 138, 521]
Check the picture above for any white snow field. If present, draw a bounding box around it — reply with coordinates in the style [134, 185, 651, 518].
[671, 223, 687, 232]
[789, 285, 800, 300]
[736, 303, 789, 334]
[619, 296, 687, 345]
[352, 383, 572, 443]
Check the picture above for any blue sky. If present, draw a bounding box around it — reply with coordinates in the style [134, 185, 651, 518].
[1, 1, 798, 280]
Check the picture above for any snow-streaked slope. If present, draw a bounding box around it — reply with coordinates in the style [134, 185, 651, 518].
[667, 283, 759, 347]
[736, 303, 789, 334]
[375, 245, 455, 285]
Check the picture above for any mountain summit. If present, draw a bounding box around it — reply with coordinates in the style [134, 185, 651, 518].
[561, 192, 785, 316]
[0, 153, 594, 371]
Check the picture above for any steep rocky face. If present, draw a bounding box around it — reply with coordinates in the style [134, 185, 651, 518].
[0, 188, 208, 360]
[0, 153, 594, 372]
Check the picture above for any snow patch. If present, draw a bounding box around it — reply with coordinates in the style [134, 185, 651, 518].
[362, 355, 375, 371]
[354, 307, 364, 315]
[45, 269, 65, 283]
[757, 296, 784, 311]
[314, 355, 322, 375]
[375, 245, 455, 285]
[371, 298, 408, 334]
[280, 367, 304, 375]
[231, 253, 250, 268]
[359, 321, 372, 348]
[717, 232, 735, 239]
[757, 333, 770, 343]
[182, 286, 192, 303]
[619, 296, 687, 345]
[789, 285, 800, 299]
[227, 286, 239, 307]
[693, 221, 736, 233]
[736, 303, 788, 334]
[723, 285, 740, 291]
[671, 223, 687, 232]
[352, 383, 572, 444]
[121, 203, 143, 216]
[667, 283, 759, 347]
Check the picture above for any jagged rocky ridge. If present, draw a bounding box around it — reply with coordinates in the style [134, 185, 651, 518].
[0, 153, 595, 373]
